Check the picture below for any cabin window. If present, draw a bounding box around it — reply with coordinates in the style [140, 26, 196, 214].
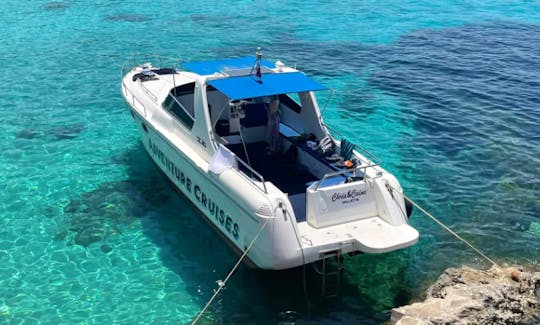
[278, 93, 302, 114]
[206, 85, 230, 127]
[163, 82, 196, 130]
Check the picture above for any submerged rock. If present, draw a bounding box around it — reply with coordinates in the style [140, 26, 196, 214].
[391, 266, 540, 325]
[62, 181, 146, 247]
[43, 2, 69, 11]
[15, 123, 85, 141]
[50, 123, 85, 140]
[15, 128, 43, 139]
[100, 244, 113, 254]
[105, 14, 150, 22]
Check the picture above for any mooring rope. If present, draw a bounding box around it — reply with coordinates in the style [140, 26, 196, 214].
[193, 185, 500, 324]
[400, 191, 501, 269]
[191, 218, 270, 325]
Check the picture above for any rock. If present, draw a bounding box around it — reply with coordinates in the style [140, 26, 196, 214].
[391, 265, 540, 325]
[50, 123, 85, 140]
[15, 128, 43, 139]
[60, 181, 146, 247]
[105, 14, 151, 22]
[43, 2, 70, 11]
[510, 270, 521, 282]
[100, 244, 113, 254]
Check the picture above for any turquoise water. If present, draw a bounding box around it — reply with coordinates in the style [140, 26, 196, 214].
[1, 0, 539, 323]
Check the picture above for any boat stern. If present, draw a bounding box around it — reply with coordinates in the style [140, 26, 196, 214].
[297, 174, 419, 263]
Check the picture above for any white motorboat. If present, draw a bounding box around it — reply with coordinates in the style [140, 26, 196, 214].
[121, 50, 419, 270]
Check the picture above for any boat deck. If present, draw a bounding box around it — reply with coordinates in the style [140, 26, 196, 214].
[298, 216, 419, 254]
[226, 141, 315, 221]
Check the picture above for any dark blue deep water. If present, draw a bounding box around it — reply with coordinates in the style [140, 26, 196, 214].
[1, 1, 539, 323]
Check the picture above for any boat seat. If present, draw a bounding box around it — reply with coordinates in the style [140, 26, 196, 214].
[340, 137, 355, 161]
[279, 123, 300, 137]
[285, 135, 335, 169]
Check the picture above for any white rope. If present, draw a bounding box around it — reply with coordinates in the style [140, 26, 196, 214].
[191, 218, 270, 325]
[401, 192, 500, 269]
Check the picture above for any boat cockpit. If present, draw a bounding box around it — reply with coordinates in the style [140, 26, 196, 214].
[206, 88, 367, 223]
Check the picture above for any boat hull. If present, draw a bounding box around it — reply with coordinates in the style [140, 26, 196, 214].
[127, 108, 306, 270]
[120, 59, 419, 270]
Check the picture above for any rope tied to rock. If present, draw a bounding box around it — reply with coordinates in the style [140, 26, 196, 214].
[191, 218, 271, 325]
[401, 191, 501, 269]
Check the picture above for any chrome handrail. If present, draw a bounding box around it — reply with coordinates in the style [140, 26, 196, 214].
[313, 164, 381, 191]
[351, 144, 382, 167]
[140, 82, 158, 103]
[122, 54, 185, 104]
[122, 53, 183, 69]
[234, 155, 268, 193]
[121, 53, 183, 80]
[122, 82, 147, 117]
[218, 145, 268, 194]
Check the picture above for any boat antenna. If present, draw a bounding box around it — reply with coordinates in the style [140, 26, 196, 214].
[250, 47, 263, 83]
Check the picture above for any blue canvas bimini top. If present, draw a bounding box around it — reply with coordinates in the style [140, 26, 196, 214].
[207, 72, 327, 100]
[184, 57, 327, 100]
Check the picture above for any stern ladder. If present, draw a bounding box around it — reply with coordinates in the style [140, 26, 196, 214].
[314, 249, 343, 298]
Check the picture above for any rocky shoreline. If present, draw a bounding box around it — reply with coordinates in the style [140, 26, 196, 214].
[391, 265, 540, 324]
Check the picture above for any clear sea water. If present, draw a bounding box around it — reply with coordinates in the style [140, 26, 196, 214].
[1, 0, 539, 323]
